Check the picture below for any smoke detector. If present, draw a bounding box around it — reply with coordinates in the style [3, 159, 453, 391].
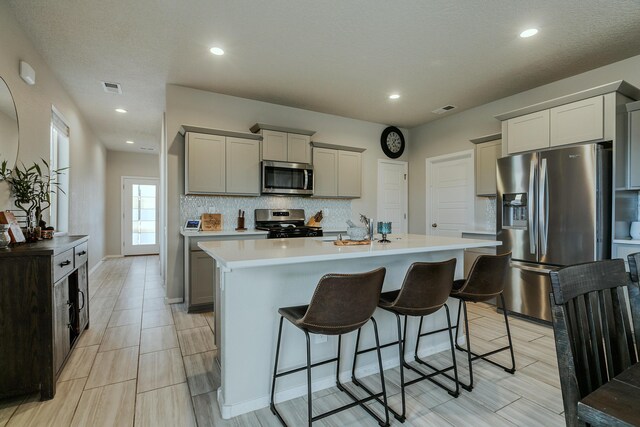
[432, 105, 457, 115]
[101, 81, 122, 94]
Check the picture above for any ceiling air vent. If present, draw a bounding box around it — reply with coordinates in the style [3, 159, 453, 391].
[139, 147, 155, 151]
[101, 81, 122, 94]
[432, 105, 457, 115]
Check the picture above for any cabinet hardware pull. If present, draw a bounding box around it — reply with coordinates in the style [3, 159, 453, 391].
[59, 260, 71, 267]
[77, 251, 87, 256]
[78, 290, 85, 310]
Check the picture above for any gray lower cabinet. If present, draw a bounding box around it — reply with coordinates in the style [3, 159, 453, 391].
[184, 233, 268, 312]
[188, 250, 215, 310]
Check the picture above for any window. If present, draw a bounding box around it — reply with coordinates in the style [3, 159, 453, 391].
[49, 108, 69, 233]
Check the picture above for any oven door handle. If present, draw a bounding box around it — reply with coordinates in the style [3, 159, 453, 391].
[303, 170, 309, 190]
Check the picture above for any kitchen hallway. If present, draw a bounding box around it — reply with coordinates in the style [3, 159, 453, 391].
[0, 256, 565, 426]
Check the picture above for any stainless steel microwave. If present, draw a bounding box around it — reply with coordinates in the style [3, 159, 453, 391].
[261, 161, 314, 195]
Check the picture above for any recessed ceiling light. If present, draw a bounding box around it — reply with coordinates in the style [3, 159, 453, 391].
[126, 140, 135, 144]
[389, 94, 400, 100]
[209, 47, 225, 56]
[115, 108, 127, 113]
[520, 28, 539, 38]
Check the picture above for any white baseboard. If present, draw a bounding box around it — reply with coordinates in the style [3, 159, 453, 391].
[103, 255, 124, 259]
[165, 297, 183, 304]
[218, 340, 456, 419]
[89, 259, 104, 276]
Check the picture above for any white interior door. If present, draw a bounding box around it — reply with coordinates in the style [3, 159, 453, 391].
[122, 177, 160, 255]
[377, 159, 408, 234]
[426, 151, 474, 236]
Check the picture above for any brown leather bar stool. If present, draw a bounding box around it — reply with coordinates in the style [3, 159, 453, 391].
[270, 268, 390, 427]
[350, 259, 459, 422]
[450, 252, 515, 391]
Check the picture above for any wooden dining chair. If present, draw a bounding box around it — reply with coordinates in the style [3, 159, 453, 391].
[549, 258, 640, 427]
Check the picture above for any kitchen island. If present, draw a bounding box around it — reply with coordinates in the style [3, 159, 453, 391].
[198, 234, 499, 419]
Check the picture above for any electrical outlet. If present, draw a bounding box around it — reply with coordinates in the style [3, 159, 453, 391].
[314, 334, 327, 344]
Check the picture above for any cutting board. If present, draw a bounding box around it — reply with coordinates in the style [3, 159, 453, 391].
[200, 213, 222, 231]
[333, 239, 372, 246]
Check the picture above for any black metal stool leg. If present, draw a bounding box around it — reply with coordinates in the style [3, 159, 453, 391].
[270, 316, 286, 425]
[350, 327, 362, 385]
[336, 334, 345, 391]
[371, 317, 390, 427]
[501, 294, 516, 374]
[395, 313, 406, 422]
[305, 331, 312, 427]
[462, 300, 474, 390]
[444, 304, 460, 397]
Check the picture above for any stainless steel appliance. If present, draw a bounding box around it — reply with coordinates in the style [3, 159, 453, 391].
[497, 143, 612, 322]
[261, 161, 314, 196]
[255, 209, 323, 239]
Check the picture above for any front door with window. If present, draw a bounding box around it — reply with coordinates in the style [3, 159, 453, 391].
[122, 177, 159, 255]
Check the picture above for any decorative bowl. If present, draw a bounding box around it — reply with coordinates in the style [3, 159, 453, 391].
[347, 226, 368, 241]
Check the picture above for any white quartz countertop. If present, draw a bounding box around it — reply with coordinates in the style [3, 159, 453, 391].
[180, 229, 269, 237]
[198, 233, 499, 269]
[613, 239, 640, 245]
[460, 229, 497, 236]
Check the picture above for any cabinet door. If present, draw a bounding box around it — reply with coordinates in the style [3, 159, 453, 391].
[287, 133, 311, 163]
[53, 277, 70, 374]
[506, 110, 550, 154]
[226, 137, 260, 195]
[550, 96, 604, 147]
[186, 133, 226, 193]
[190, 251, 214, 307]
[475, 140, 501, 196]
[629, 110, 640, 188]
[312, 148, 338, 197]
[338, 150, 362, 198]
[76, 263, 89, 331]
[261, 130, 288, 161]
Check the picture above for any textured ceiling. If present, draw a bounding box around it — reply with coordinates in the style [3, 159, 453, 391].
[5, 0, 640, 152]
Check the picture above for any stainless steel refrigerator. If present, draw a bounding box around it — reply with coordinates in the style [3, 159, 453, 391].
[496, 143, 612, 322]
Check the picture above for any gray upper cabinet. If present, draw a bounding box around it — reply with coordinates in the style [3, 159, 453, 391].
[312, 146, 362, 198]
[312, 148, 338, 197]
[226, 137, 260, 194]
[550, 96, 604, 147]
[475, 139, 501, 196]
[506, 110, 550, 154]
[261, 130, 288, 161]
[626, 104, 640, 189]
[337, 150, 362, 197]
[186, 133, 225, 194]
[287, 133, 312, 163]
[250, 124, 314, 164]
[185, 131, 260, 196]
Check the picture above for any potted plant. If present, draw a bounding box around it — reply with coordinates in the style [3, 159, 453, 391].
[0, 159, 67, 235]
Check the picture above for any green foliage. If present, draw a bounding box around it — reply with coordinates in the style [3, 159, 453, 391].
[0, 159, 67, 222]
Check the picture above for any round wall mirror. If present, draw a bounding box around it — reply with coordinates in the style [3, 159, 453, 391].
[0, 76, 19, 177]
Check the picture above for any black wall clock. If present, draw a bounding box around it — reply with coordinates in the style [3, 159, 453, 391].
[381, 126, 405, 159]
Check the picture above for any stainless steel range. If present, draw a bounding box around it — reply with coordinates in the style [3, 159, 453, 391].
[255, 209, 323, 239]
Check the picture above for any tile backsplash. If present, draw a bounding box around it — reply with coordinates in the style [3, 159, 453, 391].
[180, 195, 352, 231]
[475, 197, 497, 230]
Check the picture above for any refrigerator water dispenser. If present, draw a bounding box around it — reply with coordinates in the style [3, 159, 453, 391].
[502, 193, 528, 229]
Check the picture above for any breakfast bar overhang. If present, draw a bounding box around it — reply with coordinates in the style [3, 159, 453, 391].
[198, 234, 499, 419]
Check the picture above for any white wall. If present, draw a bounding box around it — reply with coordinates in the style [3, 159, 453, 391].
[165, 85, 409, 300]
[105, 150, 159, 256]
[0, 3, 107, 268]
[409, 54, 640, 234]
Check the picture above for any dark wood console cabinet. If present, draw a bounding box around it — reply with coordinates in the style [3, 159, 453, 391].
[0, 235, 90, 400]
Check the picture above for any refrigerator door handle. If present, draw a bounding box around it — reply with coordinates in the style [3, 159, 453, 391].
[528, 158, 537, 255]
[540, 158, 549, 256]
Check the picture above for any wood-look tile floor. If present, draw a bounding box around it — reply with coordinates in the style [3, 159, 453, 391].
[0, 256, 566, 426]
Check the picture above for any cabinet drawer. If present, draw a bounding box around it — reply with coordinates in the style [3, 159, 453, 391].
[74, 242, 88, 267]
[53, 249, 74, 283]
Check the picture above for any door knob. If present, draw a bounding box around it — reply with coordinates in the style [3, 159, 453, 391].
[431, 223, 437, 228]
